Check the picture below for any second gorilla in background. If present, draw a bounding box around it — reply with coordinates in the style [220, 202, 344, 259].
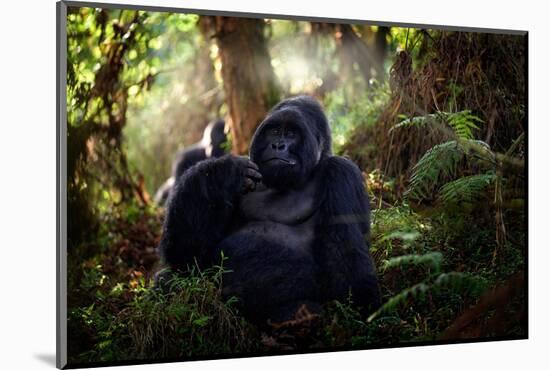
[154, 119, 227, 205]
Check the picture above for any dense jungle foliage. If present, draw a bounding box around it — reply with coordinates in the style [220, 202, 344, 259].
[65, 6, 526, 366]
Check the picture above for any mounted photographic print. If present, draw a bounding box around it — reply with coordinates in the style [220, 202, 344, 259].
[56, 1, 528, 368]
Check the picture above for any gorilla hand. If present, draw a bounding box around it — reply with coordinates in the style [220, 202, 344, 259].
[159, 154, 262, 272]
[234, 156, 262, 193]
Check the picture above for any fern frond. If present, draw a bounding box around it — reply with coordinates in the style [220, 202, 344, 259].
[367, 272, 487, 322]
[391, 110, 483, 140]
[390, 112, 446, 131]
[382, 252, 443, 273]
[406, 139, 493, 201]
[433, 272, 487, 297]
[368, 282, 430, 322]
[446, 110, 483, 140]
[438, 173, 496, 205]
[405, 141, 464, 200]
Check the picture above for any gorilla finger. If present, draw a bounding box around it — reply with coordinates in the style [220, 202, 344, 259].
[245, 160, 260, 171]
[245, 168, 262, 181]
[235, 156, 259, 172]
[243, 178, 256, 192]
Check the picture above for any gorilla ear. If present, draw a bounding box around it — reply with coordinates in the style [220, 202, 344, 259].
[316, 140, 322, 162]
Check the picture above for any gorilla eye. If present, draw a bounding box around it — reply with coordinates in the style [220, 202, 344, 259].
[286, 129, 297, 138]
[269, 127, 281, 136]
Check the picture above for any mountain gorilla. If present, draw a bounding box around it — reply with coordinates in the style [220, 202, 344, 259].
[153, 119, 227, 205]
[157, 96, 380, 324]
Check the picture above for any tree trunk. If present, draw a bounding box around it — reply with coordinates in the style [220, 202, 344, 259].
[203, 16, 280, 155]
[374, 26, 390, 79]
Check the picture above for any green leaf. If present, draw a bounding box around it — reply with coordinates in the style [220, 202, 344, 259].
[382, 252, 443, 273]
[192, 316, 211, 327]
[437, 173, 496, 205]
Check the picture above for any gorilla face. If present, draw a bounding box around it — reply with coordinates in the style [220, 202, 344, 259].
[250, 96, 330, 190]
[203, 119, 227, 157]
[260, 117, 301, 166]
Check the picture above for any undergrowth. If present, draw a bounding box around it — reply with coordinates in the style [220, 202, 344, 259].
[68, 262, 261, 364]
[68, 195, 525, 365]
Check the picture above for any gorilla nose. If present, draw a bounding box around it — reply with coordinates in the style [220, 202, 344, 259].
[271, 142, 286, 151]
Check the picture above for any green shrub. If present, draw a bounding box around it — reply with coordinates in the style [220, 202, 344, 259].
[69, 264, 260, 363]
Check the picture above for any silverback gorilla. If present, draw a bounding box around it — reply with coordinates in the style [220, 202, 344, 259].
[153, 119, 227, 205]
[157, 96, 380, 324]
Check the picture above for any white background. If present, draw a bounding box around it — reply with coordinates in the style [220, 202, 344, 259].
[0, 0, 547, 369]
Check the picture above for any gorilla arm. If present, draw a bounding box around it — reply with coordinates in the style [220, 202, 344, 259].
[158, 155, 262, 272]
[314, 156, 381, 312]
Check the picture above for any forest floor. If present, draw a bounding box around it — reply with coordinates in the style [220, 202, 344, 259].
[66, 174, 526, 366]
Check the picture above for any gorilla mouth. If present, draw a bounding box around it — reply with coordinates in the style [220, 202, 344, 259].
[264, 157, 296, 165]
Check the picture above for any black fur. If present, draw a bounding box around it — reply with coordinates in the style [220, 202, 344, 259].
[153, 119, 227, 205]
[157, 96, 380, 324]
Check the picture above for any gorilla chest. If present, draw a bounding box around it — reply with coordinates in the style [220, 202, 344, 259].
[235, 182, 319, 251]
